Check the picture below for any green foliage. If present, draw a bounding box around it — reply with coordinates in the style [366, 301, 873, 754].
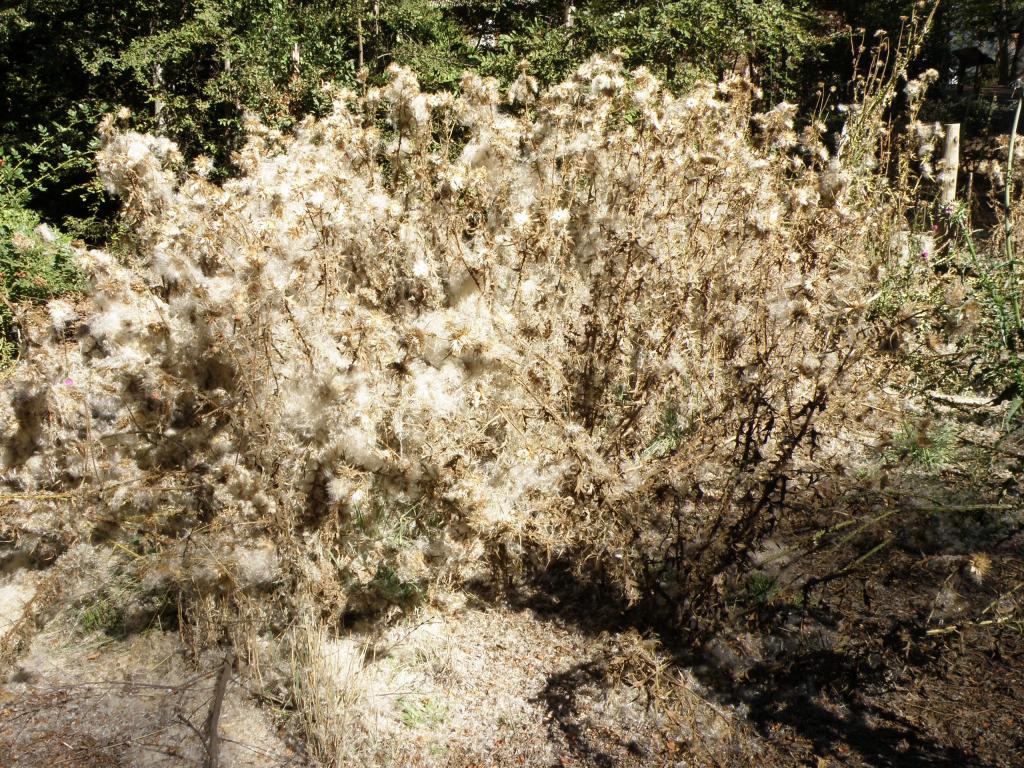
[2, 0, 835, 238]
[2, 0, 364, 230]
[476, 0, 823, 100]
[74, 569, 178, 637]
[739, 572, 782, 606]
[375, 0, 477, 88]
[890, 419, 958, 470]
[908, 199, 1024, 403]
[0, 155, 84, 366]
[643, 406, 687, 459]
[79, 596, 126, 636]
[954, 207, 1023, 351]
[0, 203, 81, 303]
[397, 696, 446, 729]
[367, 564, 425, 608]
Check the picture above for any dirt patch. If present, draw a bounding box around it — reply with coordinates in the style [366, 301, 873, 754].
[2, 434, 1022, 767]
[288, 594, 777, 767]
[0, 628, 298, 767]
[3, 548, 1021, 767]
[678, 501, 1024, 768]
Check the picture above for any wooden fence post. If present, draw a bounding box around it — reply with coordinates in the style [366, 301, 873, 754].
[153, 63, 166, 133]
[940, 123, 961, 206]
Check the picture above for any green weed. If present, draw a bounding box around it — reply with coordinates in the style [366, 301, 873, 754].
[398, 696, 446, 729]
[890, 419, 958, 471]
[368, 564, 425, 608]
[643, 406, 687, 459]
[739, 572, 781, 607]
[79, 597, 125, 636]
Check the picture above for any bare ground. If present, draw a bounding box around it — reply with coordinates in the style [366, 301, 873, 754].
[2, 413, 1023, 767]
[3, 533, 1021, 768]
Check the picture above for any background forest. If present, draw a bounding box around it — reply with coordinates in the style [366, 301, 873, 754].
[2, 1, 1022, 237]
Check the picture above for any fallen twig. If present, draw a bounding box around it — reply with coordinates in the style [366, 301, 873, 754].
[925, 614, 1023, 636]
[204, 655, 233, 768]
[926, 390, 1000, 407]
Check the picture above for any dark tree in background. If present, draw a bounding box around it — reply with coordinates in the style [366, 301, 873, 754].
[1, 0, 1019, 240]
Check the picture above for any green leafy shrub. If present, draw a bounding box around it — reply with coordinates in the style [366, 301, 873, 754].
[2, 0, 835, 238]
[0, 156, 84, 366]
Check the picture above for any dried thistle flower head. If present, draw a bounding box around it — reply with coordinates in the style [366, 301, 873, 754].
[967, 553, 992, 585]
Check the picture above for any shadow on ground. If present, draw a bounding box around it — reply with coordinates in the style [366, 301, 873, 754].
[477, 490, 1024, 767]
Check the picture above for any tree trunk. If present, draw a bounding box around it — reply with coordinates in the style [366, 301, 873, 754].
[999, 0, 1011, 84]
[357, 0, 365, 70]
[940, 124, 960, 206]
[153, 62, 166, 133]
[1011, 11, 1024, 82]
[150, 18, 165, 134]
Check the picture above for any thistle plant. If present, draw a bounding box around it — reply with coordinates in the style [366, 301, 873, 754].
[1, 57, 895, 670]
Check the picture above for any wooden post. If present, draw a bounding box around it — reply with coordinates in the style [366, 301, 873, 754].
[940, 123, 960, 206]
[357, 3, 364, 70]
[152, 63, 167, 133]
